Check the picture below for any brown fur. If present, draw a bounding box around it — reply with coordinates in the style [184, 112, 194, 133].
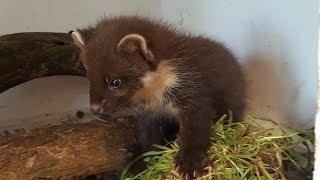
[72, 15, 246, 179]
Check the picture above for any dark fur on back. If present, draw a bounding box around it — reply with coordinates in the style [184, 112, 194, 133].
[72, 16, 245, 179]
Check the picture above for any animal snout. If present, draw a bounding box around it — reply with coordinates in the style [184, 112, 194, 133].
[89, 102, 112, 120]
[90, 103, 102, 114]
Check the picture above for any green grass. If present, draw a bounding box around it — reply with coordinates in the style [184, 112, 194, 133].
[121, 115, 314, 180]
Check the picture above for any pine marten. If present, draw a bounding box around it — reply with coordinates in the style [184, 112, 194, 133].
[71, 16, 245, 179]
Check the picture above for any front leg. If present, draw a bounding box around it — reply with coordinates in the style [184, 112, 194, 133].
[134, 114, 179, 152]
[125, 115, 163, 173]
[127, 114, 176, 159]
[175, 106, 213, 179]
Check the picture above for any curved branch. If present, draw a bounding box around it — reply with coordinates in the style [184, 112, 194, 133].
[0, 32, 85, 93]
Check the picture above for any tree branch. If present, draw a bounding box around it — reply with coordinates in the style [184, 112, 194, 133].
[0, 32, 85, 93]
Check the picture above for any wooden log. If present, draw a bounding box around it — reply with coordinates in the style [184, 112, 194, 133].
[0, 120, 136, 179]
[0, 32, 85, 93]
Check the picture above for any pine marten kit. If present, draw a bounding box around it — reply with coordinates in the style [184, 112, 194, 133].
[71, 16, 245, 178]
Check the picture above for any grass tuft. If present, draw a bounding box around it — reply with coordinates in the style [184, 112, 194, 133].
[121, 115, 314, 180]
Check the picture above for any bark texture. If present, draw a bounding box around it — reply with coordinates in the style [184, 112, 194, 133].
[0, 120, 136, 179]
[0, 32, 85, 93]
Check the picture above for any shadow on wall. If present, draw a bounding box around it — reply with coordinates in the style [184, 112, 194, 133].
[243, 55, 313, 129]
[243, 56, 282, 121]
[242, 19, 316, 129]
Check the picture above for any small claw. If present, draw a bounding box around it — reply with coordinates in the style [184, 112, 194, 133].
[204, 165, 212, 171]
[175, 165, 180, 173]
[193, 170, 197, 178]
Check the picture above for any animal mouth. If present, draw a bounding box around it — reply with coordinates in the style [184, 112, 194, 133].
[95, 114, 110, 121]
[98, 108, 137, 120]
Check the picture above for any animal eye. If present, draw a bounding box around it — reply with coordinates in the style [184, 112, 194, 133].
[108, 78, 121, 89]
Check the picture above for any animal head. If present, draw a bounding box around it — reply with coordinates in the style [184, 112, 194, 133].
[71, 18, 178, 119]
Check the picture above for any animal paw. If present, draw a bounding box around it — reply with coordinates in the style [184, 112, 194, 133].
[124, 143, 143, 161]
[124, 143, 148, 174]
[174, 150, 210, 179]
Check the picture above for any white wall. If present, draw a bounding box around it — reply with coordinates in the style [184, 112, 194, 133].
[162, 0, 319, 128]
[0, 0, 318, 129]
[0, 0, 162, 34]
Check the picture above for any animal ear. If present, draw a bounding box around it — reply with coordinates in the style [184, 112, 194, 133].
[70, 31, 85, 49]
[70, 27, 95, 47]
[117, 34, 155, 67]
[70, 28, 94, 69]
